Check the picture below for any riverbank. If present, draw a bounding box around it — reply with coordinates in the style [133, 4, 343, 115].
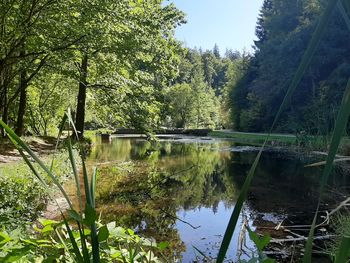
[0, 142, 76, 229]
[0, 136, 58, 163]
[210, 130, 350, 154]
[209, 130, 296, 145]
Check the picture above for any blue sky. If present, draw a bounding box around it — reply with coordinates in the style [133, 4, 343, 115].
[169, 0, 263, 54]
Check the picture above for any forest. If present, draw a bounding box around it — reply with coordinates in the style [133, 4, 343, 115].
[1, 0, 350, 262]
[228, 0, 350, 134]
[0, 0, 245, 137]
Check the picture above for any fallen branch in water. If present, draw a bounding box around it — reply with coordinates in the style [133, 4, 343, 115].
[305, 157, 350, 167]
[270, 234, 335, 243]
[316, 196, 350, 227]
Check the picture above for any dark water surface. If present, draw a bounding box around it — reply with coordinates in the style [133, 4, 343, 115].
[88, 136, 349, 262]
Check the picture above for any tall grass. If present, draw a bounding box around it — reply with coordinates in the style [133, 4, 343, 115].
[217, 0, 350, 262]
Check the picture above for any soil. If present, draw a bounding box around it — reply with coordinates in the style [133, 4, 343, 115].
[0, 136, 58, 163]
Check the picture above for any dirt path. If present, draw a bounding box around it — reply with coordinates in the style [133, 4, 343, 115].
[0, 136, 57, 164]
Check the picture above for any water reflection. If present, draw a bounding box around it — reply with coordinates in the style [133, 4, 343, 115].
[88, 136, 347, 262]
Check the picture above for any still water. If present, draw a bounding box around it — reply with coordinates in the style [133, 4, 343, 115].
[88, 135, 347, 262]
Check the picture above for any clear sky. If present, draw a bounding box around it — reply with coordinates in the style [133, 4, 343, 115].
[169, 0, 263, 54]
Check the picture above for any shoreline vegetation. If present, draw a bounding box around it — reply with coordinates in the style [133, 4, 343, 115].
[1, 129, 349, 165]
[1, 130, 350, 262]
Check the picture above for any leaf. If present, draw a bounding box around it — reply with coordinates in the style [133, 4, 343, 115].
[84, 204, 97, 226]
[38, 218, 59, 227]
[157, 241, 169, 250]
[68, 209, 82, 222]
[98, 225, 109, 242]
[41, 225, 54, 234]
[335, 235, 350, 263]
[247, 227, 271, 252]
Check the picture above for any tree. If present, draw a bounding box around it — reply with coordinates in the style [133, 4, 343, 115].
[68, 0, 185, 136]
[163, 83, 193, 128]
[228, 0, 350, 133]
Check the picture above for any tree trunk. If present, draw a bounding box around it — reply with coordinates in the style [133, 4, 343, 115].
[15, 68, 27, 136]
[75, 53, 88, 138]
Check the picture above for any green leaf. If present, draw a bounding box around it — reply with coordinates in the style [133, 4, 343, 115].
[335, 236, 350, 263]
[98, 225, 109, 242]
[247, 227, 271, 252]
[157, 241, 169, 250]
[38, 218, 59, 227]
[41, 225, 54, 233]
[68, 209, 82, 222]
[84, 204, 97, 226]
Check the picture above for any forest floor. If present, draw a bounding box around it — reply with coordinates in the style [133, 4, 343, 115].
[0, 136, 57, 163]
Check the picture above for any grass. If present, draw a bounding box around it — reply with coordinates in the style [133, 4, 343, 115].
[210, 130, 350, 155]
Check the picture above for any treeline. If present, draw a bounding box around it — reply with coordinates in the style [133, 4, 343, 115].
[0, 0, 185, 137]
[228, 0, 350, 134]
[0, 0, 249, 137]
[162, 46, 246, 129]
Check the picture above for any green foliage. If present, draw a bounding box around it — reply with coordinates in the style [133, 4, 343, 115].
[0, 0, 186, 136]
[0, 167, 45, 229]
[163, 83, 194, 128]
[244, 227, 274, 263]
[228, 0, 350, 134]
[0, 112, 169, 262]
[0, 151, 75, 229]
[0, 221, 163, 262]
[163, 47, 241, 129]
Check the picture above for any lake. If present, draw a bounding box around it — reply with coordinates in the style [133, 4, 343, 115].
[87, 135, 348, 262]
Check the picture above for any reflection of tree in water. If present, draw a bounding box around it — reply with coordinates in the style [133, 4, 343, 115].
[94, 140, 238, 259]
[228, 151, 344, 219]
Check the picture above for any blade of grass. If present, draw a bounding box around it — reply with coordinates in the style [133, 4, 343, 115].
[303, 3, 350, 262]
[62, 215, 84, 262]
[216, 148, 264, 262]
[303, 77, 350, 262]
[216, 1, 339, 261]
[91, 168, 97, 209]
[66, 108, 79, 141]
[335, 236, 350, 263]
[0, 119, 74, 210]
[68, 137, 83, 214]
[50, 114, 69, 172]
[82, 159, 92, 207]
[304, 157, 350, 167]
